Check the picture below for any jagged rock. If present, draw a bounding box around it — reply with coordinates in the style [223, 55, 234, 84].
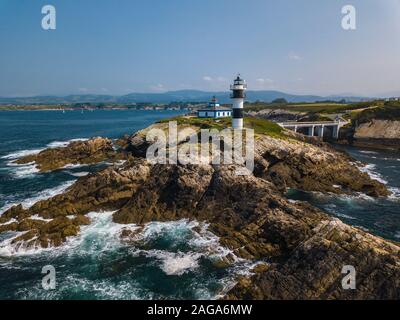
[225, 219, 400, 300]
[15, 137, 125, 172]
[0, 122, 398, 299]
[0, 159, 151, 247]
[253, 137, 389, 197]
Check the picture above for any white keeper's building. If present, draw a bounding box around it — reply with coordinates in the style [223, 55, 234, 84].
[197, 96, 232, 119]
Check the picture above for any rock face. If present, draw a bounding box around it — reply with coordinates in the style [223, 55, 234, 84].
[0, 158, 149, 248]
[338, 117, 400, 151]
[352, 120, 400, 151]
[226, 218, 400, 300]
[253, 136, 389, 197]
[354, 120, 400, 140]
[0, 122, 398, 299]
[15, 137, 124, 172]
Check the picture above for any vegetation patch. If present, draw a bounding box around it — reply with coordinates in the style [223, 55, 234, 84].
[158, 116, 286, 139]
[351, 102, 400, 124]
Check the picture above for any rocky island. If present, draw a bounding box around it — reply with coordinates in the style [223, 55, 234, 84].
[0, 117, 399, 300]
[15, 137, 125, 172]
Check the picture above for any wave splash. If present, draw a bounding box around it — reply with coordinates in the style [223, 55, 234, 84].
[0, 180, 76, 215]
[0, 212, 255, 299]
[0, 138, 89, 178]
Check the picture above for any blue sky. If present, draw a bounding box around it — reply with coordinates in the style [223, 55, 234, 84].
[0, 0, 400, 97]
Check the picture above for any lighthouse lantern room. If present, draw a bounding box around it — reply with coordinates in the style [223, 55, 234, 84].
[230, 75, 247, 129]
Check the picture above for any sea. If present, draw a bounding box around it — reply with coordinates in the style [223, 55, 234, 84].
[0, 110, 399, 300]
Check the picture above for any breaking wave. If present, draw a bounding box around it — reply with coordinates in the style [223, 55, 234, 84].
[46, 138, 88, 149]
[0, 212, 256, 299]
[6, 161, 40, 178]
[1, 149, 43, 160]
[1, 138, 88, 161]
[0, 138, 90, 178]
[358, 163, 388, 185]
[0, 180, 76, 215]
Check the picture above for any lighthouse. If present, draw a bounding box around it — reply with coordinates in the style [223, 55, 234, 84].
[230, 75, 247, 129]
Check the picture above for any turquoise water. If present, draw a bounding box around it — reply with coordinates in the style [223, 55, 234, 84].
[0, 110, 399, 299]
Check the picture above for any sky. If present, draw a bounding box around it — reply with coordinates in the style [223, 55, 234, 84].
[0, 0, 400, 97]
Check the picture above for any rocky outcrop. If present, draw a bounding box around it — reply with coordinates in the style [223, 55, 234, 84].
[15, 137, 125, 172]
[0, 121, 398, 299]
[123, 123, 389, 197]
[226, 218, 400, 300]
[0, 158, 150, 248]
[352, 120, 400, 151]
[253, 136, 389, 197]
[354, 120, 400, 140]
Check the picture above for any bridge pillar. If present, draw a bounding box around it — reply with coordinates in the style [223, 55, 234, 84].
[294, 126, 298, 133]
[308, 126, 315, 136]
[333, 124, 340, 139]
[316, 125, 325, 138]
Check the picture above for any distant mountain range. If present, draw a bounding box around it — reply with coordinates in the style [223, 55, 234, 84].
[0, 90, 372, 105]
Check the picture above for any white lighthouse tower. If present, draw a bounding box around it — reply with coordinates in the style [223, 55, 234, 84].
[230, 75, 247, 129]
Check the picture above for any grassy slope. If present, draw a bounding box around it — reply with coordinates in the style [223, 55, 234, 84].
[350, 101, 400, 124]
[158, 116, 286, 139]
[245, 101, 382, 114]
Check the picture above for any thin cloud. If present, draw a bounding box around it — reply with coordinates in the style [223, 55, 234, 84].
[202, 76, 227, 82]
[288, 53, 302, 61]
[149, 84, 166, 92]
[256, 78, 274, 84]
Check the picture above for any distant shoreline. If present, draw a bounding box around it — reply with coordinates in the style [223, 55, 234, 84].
[0, 107, 187, 111]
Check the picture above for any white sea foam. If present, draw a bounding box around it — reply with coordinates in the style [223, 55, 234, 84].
[46, 138, 88, 149]
[388, 187, 400, 201]
[0, 180, 76, 214]
[16, 275, 150, 300]
[359, 150, 379, 155]
[313, 190, 375, 203]
[0, 211, 118, 257]
[0, 213, 237, 272]
[29, 215, 53, 222]
[359, 163, 388, 185]
[0, 218, 17, 226]
[395, 231, 400, 239]
[129, 220, 240, 276]
[0, 232, 43, 256]
[66, 171, 90, 177]
[8, 162, 40, 178]
[334, 212, 357, 220]
[0, 212, 255, 299]
[62, 163, 89, 169]
[354, 225, 370, 232]
[105, 160, 127, 166]
[1, 149, 43, 160]
[1, 139, 85, 160]
[133, 249, 202, 276]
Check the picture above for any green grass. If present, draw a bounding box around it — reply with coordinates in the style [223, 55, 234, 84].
[244, 101, 384, 114]
[158, 116, 231, 130]
[243, 117, 284, 137]
[158, 116, 286, 139]
[351, 102, 400, 124]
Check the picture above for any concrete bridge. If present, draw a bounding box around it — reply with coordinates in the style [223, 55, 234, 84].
[277, 120, 348, 139]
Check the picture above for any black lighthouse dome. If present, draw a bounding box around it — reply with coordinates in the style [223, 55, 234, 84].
[230, 75, 247, 99]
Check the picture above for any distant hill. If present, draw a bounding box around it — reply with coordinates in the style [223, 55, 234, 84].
[0, 90, 371, 105]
